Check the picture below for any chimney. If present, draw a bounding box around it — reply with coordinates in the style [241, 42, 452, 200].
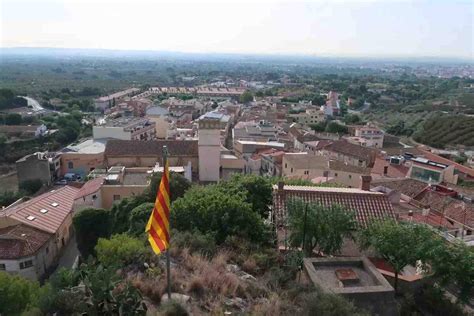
[277, 181, 285, 191]
[360, 175, 372, 191]
[383, 166, 389, 176]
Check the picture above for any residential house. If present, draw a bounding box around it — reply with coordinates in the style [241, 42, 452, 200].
[16, 152, 61, 186]
[0, 186, 80, 280]
[0, 124, 47, 139]
[346, 124, 385, 148]
[282, 153, 328, 180]
[321, 140, 377, 168]
[93, 117, 156, 141]
[60, 139, 106, 179]
[408, 157, 458, 184]
[94, 88, 140, 110]
[261, 150, 285, 177]
[272, 177, 395, 228]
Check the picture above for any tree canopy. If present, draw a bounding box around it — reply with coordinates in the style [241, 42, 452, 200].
[287, 199, 356, 256]
[73, 208, 111, 259]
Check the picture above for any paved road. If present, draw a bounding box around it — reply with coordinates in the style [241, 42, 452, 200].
[55, 235, 80, 271]
[20, 96, 44, 112]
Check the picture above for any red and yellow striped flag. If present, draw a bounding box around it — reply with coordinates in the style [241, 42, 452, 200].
[146, 160, 170, 255]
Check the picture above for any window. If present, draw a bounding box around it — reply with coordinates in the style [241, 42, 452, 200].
[67, 161, 74, 169]
[20, 260, 33, 269]
[26, 215, 36, 221]
[51, 202, 59, 207]
[92, 194, 97, 200]
[113, 195, 121, 201]
[285, 163, 287, 168]
[304, 170, 309, 175]
[46, 247, 49, 254]
[40, 209, 48, 214]
[0, 263, 5, 270]
[334, 173, 338, 177]
[290, 168, 293, 173]
[348, 174, 352, 179]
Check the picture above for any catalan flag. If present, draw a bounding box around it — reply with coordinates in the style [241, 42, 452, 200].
[146, 160, 170, 255]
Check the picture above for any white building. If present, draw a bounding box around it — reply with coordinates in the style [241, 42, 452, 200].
[93, 117, 156, 141]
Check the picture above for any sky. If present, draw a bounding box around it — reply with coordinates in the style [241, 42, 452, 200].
[1, 0, 473, 59]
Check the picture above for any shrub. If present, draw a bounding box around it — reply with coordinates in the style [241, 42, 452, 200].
[0, 272, 41, 315]
[171, 185, 268, 244]
[301, 291, 369, 316]
[73, 208, 111, 259]
[19, 179, 43, 195]
[95, 234, 148, 267]
[128, 202, 155, 236]
[171, 230, 217, 256]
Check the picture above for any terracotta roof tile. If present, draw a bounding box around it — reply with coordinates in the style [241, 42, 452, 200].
[75, 177, 104, 199]
[371, 178, 427, 198]
[273, 185, 395, 227]
[0, 224, 52, 259]
[105, 140, 198, 157]
[323, 140, 377, 167]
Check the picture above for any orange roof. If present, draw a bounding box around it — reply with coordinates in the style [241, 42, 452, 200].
[6, 186, 80, 234]
[75, 177, 104, 200]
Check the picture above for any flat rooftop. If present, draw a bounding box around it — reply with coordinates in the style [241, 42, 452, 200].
[97, 117, 150, 128]
[63, 138, 107, 154]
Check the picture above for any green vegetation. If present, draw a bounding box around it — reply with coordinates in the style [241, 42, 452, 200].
[73, 208, 111, 259]
[287, 198, 356, 256]
[96, 234, 148, 267]
[0, 88, 27, 110]
[19, 179, 43, 195]
[239, 90, 254, 103]
[413, 115, 474, 148]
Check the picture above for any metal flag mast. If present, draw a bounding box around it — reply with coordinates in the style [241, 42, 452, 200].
[163, 145, 172, 300]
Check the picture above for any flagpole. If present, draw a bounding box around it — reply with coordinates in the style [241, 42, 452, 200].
[163, 145, 172, 300]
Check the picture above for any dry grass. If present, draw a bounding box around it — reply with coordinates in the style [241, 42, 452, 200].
[130, 245, 300, 314]
[250, 294, 282, 316]
[242, 257, 258, 275]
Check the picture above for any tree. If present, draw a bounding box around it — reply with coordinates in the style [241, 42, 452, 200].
[429, 241, 474, 303]
[287, 199, 356, 256]
[359, 220, 434, 293]
[0, 272, 41, 315]
[5, 113, 22, 125]
[309, 121, 327, 132]
[222, 174, 272, 218]
[19, 179, 43, 195]
[343, 114, 361, 125]
[145, 172, 191, 203]
[73, 208, 111, 259]
[325, 121, 348, 134]
[95, 234, 147, 267]
[239, 90, 254, 103]
[128, 202, 155, 236]
[171, 185, 268, 244]
[110, 195, 149, 234]
[311, 94, 326, 106]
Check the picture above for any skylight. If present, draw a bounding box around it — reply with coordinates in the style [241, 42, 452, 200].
[51, 202, 59, 207]
[26, 215, 36, 221]
[40, 209, 48, 214]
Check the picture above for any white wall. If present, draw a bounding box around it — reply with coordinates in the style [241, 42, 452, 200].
[198, 128, 221, 182]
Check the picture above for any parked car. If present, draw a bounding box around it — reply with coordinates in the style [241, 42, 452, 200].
[54, 179, 68, 185]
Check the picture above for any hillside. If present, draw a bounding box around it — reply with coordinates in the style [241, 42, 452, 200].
[413, 115, 474, 149]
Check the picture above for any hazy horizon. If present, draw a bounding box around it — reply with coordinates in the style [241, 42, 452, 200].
[1, 0, 473, 60]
